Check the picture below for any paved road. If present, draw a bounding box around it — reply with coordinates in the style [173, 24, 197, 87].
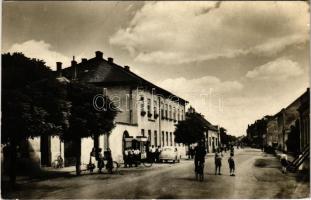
[4, 148, 310, 199]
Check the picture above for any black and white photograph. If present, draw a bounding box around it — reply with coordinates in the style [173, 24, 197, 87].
[1, 1, 310, 199]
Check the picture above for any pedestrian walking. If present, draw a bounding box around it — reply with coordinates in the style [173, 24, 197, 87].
[155, 146, 161, 163]
[215, 153, 222, 175]
[105, 148, 114, 174]
[150, 145, 156, 162]
[88, 148, 96, 173]
[194, 141, 206, 181]
[230, 146, 234, 156]
[188, 146, 193, 159]
[128, 148, 134, 167]
[124, 148, 129, 168]
[133, 148, 140, 167]
[280, 154, 288, 174]
[97, 149, 104, 173]
[228, 152, 235, 176]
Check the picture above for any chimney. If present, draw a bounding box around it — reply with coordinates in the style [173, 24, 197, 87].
[95, 51, 103, 59]
[108, 57, 114, 63]
[81, 58, 87, 63]
[71, 56, 77, 66]
[71, 56, 77, 79]
[56, 62, 62, 77]
[124, 65, 130, 71]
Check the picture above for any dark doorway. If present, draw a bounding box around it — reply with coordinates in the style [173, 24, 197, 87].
[64, 140, 77, 167]
[122, 131, 130, 152]
[40, 135, 51, 167]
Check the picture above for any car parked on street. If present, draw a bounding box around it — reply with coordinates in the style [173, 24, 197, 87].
[159, 147, 180, 163]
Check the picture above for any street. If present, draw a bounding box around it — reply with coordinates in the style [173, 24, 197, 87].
[3, 148, 309, 199]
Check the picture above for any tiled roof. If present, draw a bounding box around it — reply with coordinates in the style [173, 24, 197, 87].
[60, 54, 188, 104]
[192, 112, 218, 131]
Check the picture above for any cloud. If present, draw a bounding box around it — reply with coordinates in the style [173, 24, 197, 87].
[7, 40, 70, 70]
[246, 58, 304, 80]
[158, 76, 243, 98]
[195, 1, 222, 16]
[110, 1, 309, 65]
[158, 76, 245, 134]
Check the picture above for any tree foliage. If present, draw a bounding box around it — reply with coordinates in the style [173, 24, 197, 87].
[2, 52, 118, 179]
[2, 53, 66, 144]
[2, 53, 68, 186]
[64, 81, 117, 140]
[174, 112, 205, 145]
[2, 52, 52, 90]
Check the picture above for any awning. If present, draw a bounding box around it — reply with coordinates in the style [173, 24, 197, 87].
[135, 136, 148, 142]
[124, 136, 134, 142]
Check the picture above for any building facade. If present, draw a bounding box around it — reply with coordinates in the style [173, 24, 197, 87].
[266, 117, 278, 147]
[186, 107, 220, 153]
[59, 51, 188, 164]
[249, 88, 309, 156]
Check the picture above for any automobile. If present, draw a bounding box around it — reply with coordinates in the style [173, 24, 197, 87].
[159, 147, 180, 163]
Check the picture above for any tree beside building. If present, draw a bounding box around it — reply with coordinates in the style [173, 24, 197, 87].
[2, 53, 69, 186]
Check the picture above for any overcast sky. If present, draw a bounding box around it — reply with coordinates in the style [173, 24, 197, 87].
[3, 1, 310, 136]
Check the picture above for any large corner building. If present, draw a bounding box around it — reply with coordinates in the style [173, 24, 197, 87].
[54, 51, 188, 165]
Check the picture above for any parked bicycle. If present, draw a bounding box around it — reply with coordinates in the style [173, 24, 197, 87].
[141, 157, 154, 167]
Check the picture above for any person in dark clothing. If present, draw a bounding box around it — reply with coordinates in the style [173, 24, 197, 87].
[155, 146, 161, 163]
[194, 141, 207, 181]
[105, 148, 114, 173]
[215, 153, 222, 175]
[188, 146, 193, 159]
[228, 152, 235, 176]
[97, 149, 104, 173]
[230, 146, 234, 156]
[280, 154, 288, 174]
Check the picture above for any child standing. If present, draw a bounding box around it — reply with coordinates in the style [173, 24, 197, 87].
[215, 153, 222, 175]
[280, 154, 288, 174]
[228, 153, 235, 176]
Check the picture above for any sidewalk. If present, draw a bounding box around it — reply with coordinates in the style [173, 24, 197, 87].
[274, 150, 295, 162]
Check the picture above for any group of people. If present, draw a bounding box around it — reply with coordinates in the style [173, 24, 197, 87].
[123, 148, 142, 167]
[214, 151, 235, 176]
[194, 142, 236, 181]
[89, 148, 113, 173]
[214, 145, 235, 176]
[123, 145, 163, 167]
[148, 145, 162, 163]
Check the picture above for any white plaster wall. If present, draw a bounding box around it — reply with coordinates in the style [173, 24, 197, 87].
[81, 137, 94, 165]
[207, 130, 219, 152]
[109, 124, 138, 163]
[99, 135, 105, 151]
[28, 137, 41, 165]
[50, 136, 64, 163]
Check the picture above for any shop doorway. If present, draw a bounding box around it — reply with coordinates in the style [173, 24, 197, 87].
[40, 135, 51, 167]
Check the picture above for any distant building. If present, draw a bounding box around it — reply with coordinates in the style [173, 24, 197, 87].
[186, 107, 220, 153]
[247, 117, 270, 149]
[298, 88, 310, 151]
[275, 89, 309, 152]
[266, 117, 278, 147]
[249, 88, 309, 156]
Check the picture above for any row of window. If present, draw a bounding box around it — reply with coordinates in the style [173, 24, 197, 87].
[141, 129, 181, 147]
[208, 137, 219, 147]
[140, 97, 184, 121]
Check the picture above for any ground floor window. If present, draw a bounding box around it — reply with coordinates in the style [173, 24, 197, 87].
[154, 131, 158, 147]
[141, 129, 145, 137]
[162, 131, 165, 146]
[148, 130, 151, 143]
